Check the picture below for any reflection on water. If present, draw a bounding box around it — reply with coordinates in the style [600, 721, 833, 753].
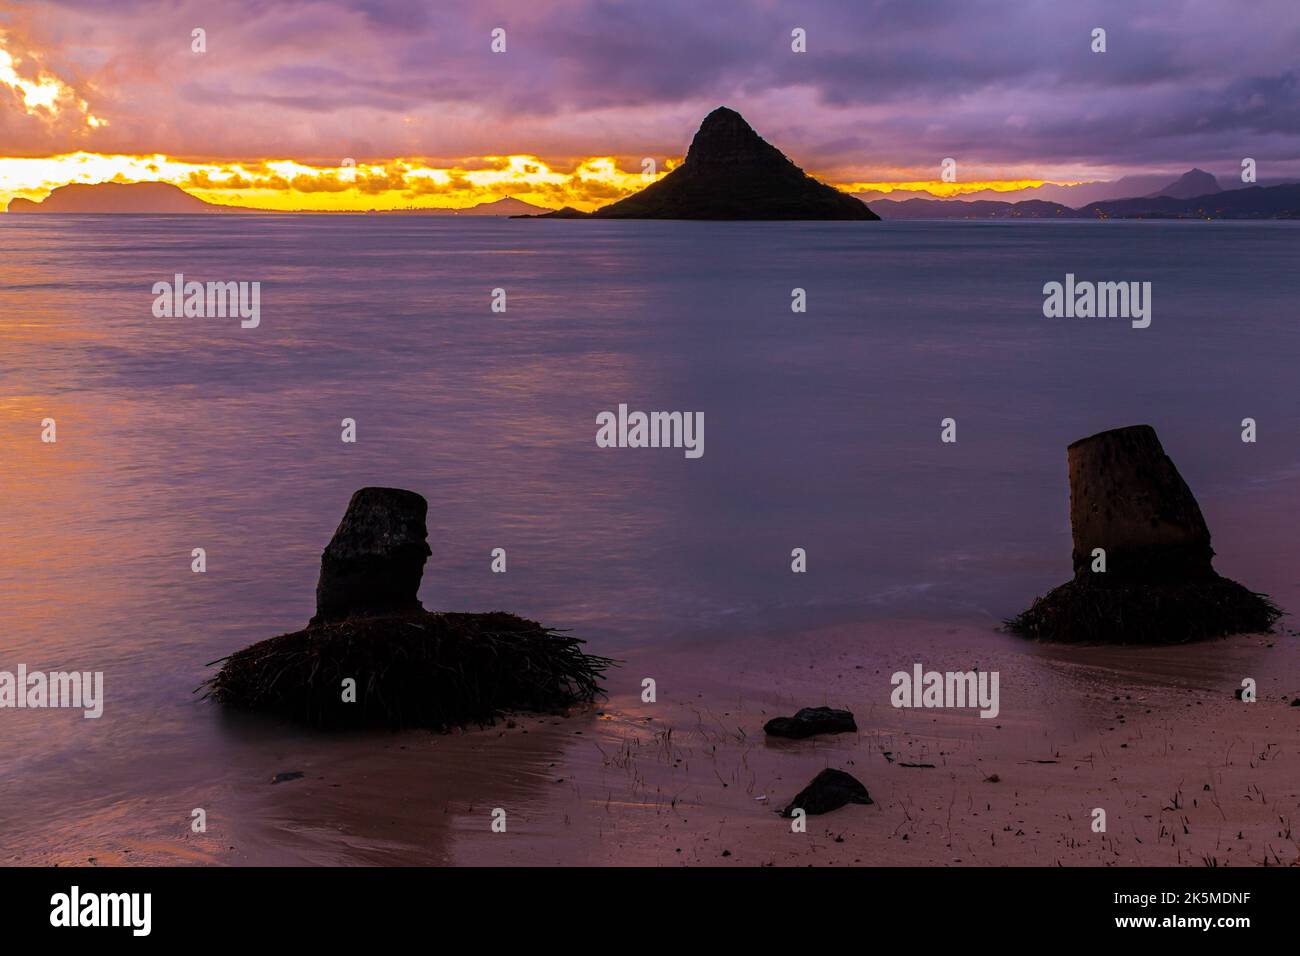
[0, 216, 1296, 862]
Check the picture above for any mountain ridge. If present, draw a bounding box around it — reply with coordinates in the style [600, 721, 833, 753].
[1146, 168, 1222, 199]
[870, 182, 1300, 220]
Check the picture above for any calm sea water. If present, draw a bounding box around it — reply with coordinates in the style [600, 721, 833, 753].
[1, 216, 1297, 861]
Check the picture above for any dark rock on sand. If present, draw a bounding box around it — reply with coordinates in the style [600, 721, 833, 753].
[205, 488, 612, 729]
[764, 706, 857, 739]
[780, 768, 872, 817]
[271, 771, 304, 784]
[311, 487, 432, 625]
[1008, 425, 1280, 644]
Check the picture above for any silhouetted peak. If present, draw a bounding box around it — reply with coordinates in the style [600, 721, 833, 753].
[1148, 168, 1222, 199]
[536, 107, 878, 220]
[684, 107, 787, 174]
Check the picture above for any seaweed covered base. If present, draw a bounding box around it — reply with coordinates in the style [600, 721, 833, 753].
[202, 611, 615, 729]
[1006, 575, 1281, 645]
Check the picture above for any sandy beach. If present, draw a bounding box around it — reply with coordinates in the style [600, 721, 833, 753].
[105, 609, 1291, 869]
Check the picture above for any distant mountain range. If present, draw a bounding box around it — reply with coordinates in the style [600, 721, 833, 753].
[854, 175, 1170, 206]
[870, 175, 1300, 220]
[371, 196, 553, 216]
[524, 107, 878, 220]
[855, 169, 1298, 207]
[5, 182, 551, 216]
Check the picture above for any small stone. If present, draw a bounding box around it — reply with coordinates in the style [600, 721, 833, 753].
[764, 706, 857, 739]
[780, 768, 872, 817]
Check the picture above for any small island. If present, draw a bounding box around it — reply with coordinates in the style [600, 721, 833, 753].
[522, 107, 879, 221]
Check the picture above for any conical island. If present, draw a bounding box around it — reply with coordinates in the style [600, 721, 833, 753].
[528, 107, 878, 221]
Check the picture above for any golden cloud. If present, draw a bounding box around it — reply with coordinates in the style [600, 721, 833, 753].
[0, 33, 106, 131]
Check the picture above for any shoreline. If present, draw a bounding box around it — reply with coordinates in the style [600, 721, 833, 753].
[168, 616, 1300, 867]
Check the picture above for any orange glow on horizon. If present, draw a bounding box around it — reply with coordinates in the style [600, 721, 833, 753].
[843, 179, 1081, 198]
[0, 152, 1082, 212]
[0, 152, 680, 213]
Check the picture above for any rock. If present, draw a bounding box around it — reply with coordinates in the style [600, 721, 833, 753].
[1067, 425, 1213, 581]
[271, 771, 304, 784]
[311, 487, 432, 625]
[1008, 425, 1280, 644]
[206, 486, 612, 730]
[764, 706, 857, 739]
[531, 107, 878, 221]
[780, 768, 872, 817]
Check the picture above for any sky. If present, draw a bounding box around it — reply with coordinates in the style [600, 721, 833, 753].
[0, 0, 1297, 210]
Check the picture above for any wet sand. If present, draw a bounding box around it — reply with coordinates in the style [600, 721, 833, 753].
[178, 615, 1300, 867]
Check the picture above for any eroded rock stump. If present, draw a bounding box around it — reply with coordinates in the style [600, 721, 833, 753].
[1067, 425, 1214, 581]
[311, 487, 431, 625]
[1009, 425, 1280, 644]
[205, 487, 612, 729]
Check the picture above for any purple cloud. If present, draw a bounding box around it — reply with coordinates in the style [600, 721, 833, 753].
[4, 0, 1298, 178]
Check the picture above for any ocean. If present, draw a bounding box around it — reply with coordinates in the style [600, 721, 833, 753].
[1, 216, 1297, 862]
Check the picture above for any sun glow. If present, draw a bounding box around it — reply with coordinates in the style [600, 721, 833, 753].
[0, 36, 105, 129]
[843, 179, 1079, 198]
[0, 152, 678, 212]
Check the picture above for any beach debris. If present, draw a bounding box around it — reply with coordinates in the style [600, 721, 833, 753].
[763, 706, 857, 739]
[1007, 425, 1280, 644]
[270, 771, 304, 784]
[203, 487, 613, 729]
[780, 768, 872, 817]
